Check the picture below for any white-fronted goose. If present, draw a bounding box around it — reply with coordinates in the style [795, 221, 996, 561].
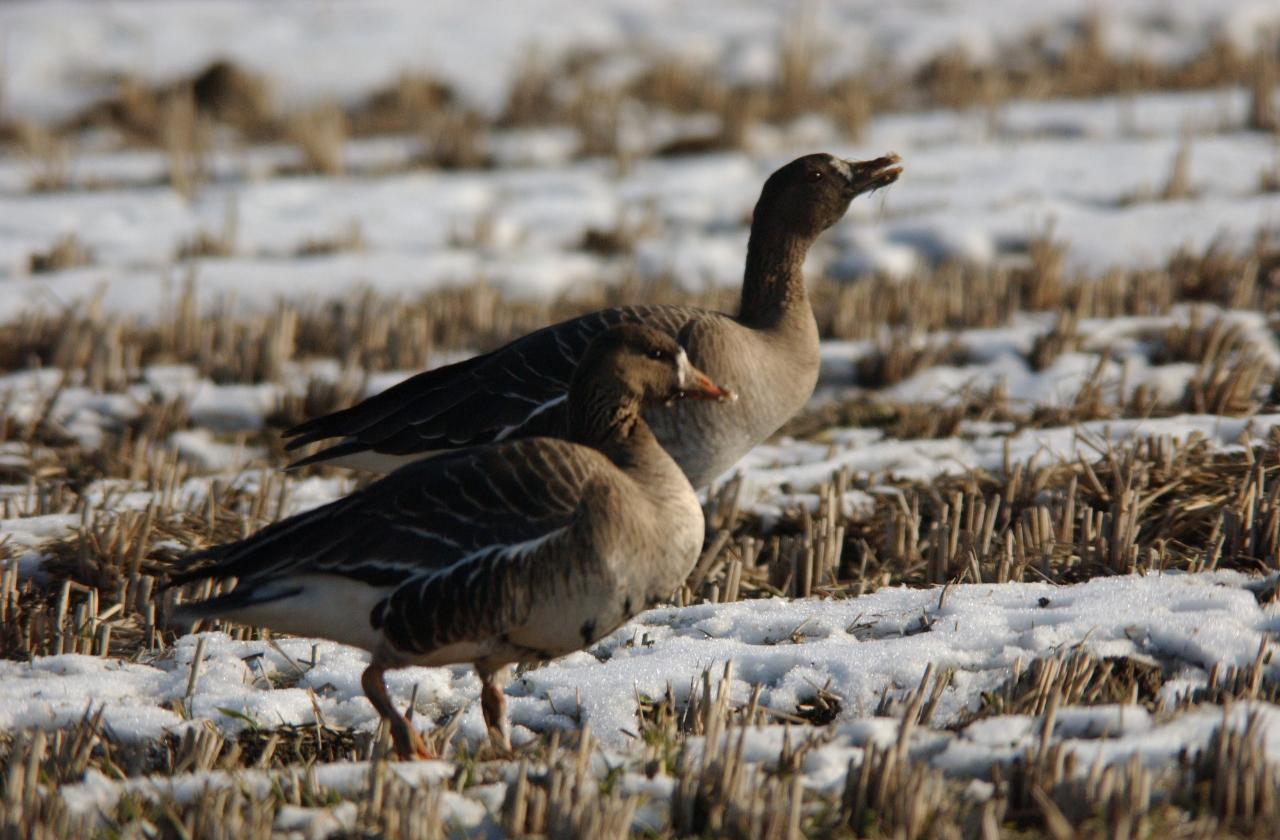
[171, 325, 733, 758]
[285, 152, 902, 488]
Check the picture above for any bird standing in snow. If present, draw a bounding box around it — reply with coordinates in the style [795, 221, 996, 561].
[170, 325, 734, 758]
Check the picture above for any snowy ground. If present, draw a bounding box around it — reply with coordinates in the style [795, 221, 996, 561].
[11, 572, 1278, 832]
[7, 571, 1275, 752]
[3, 1, 1280, 836]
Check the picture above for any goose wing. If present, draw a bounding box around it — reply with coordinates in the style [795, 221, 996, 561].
[171, 437, 608, 597]
[283, 303, 704, 468]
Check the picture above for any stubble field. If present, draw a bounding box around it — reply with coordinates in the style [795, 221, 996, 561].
[2, 2, 1280, 837]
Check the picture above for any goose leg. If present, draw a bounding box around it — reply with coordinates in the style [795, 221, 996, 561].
[362, 663, 433, 760]
[478, 666, 511, 752]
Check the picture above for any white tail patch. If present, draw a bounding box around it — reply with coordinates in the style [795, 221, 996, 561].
[214, 574, 392, 651]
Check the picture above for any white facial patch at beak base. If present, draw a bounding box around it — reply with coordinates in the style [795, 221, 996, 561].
[829, 156, 853, 184]
[675, 348, 693, 389]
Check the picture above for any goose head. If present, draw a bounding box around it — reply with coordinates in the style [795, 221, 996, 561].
[576, 325, 735, 408]
[753, 152, 902, 241]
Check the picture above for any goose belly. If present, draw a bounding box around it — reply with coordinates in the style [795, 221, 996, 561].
[499, 537, 702, 662]
[501, 570, 642, 659]
[395, 561, 648, 669]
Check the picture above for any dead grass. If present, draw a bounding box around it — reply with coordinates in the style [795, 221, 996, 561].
[578, 209, 659, 258]
[1160, 138, 1196, 201]
[3, 237, 1278, 407]
[1029, 311, 1081, 371]
[2, 704, 1275, 839]
[189, 60, 276, 138]
[1116, 136, 1197, 206]
[176, 201, 238, 260]
[349, 73, 453, 136]
[295, 220, 366, 257]
[287, 102, 347, 176]
[1260, 159, 1280, 194]
[701, 427, 1280, 604]
[853, 330, 968, 388]
[27, 233, 93, 274]
[1247, 47, 1278, 133]
[160, 86, 212, 198]
[498, 48, 563, 128]
[1154, 308, 1255, 366]
[1182, 349, 1274, 416]
[968, 648, 1168, 721]
[416, 106, 490, 170]
[10, 120, 73, 192]
[1, 558, 1278, 840]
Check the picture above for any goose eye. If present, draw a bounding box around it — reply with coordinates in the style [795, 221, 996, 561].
[807, 169, 823, 183]
[648, 349, 665, 360]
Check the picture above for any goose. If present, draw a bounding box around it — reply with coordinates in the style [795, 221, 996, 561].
[170, 325, 733, 759]
[284, 152, 902, 488]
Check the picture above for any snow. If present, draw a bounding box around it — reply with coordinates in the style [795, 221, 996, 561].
[60, 760, 467, 829]
[4, 571, 1268, 748]
[6, 570, 1278, 820]
[814, 305, 1280, 400]
[736, 412, 1280, 510]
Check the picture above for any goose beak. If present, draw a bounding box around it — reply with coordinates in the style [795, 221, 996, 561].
[676, 352, 737, 403]
[681, 370, 736, 402]
[838, 152, 902, 196]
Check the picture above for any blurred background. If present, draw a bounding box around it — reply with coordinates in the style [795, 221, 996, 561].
[4, 0, 1279, 304]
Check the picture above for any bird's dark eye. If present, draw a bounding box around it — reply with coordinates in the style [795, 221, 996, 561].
[807, 169, 823, 182]
[648, 349, 665, 360]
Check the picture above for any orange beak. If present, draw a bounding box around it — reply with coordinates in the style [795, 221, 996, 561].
[679, 360, 736, 403]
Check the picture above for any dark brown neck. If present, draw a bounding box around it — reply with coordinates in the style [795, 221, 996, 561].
[738, 223, 815, 329]
[568, 385, 653, 460]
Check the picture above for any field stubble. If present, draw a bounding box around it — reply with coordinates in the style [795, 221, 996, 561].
[3, 19, 1280, 835]
[1, 238, 1279, 836]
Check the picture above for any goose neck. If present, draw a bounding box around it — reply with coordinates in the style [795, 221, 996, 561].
[738, 225, 814, 329]
[569, 388, 646, 452]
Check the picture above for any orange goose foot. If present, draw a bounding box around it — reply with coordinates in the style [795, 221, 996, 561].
[362, 663, 435, 760]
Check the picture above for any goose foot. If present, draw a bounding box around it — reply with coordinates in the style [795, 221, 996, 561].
[362, 663, 436, 760]
[480, 671, 511, 753]
[391, 717, 435, 760]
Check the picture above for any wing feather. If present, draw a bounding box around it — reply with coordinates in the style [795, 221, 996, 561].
[284, 303, 707, 467]
[171, 438, 608, 593]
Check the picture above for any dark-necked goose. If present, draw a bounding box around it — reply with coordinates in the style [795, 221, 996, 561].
[170, 325, 733, 759]
[285, 152, 902, 488]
